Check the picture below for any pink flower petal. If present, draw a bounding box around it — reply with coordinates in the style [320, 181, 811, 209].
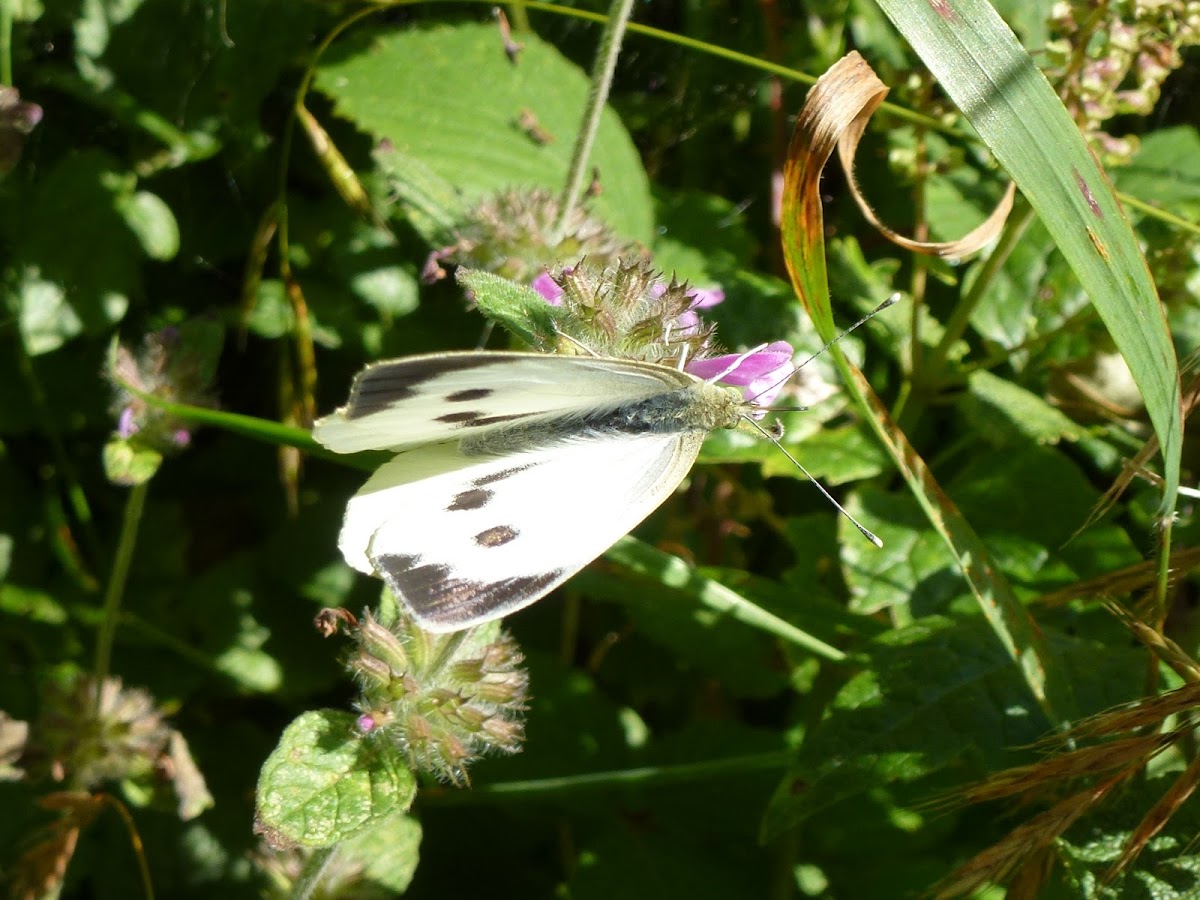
[686, 286, 724, 309]
[686, 340, 795, 407]
[531, 271, 563, 305]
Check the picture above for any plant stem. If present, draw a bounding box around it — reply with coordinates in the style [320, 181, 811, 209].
[552, 0, 635, 243]
[925, 199, 1037, 380]
[291, 845, 337, 900]
[93, 481, 148, 710]
[0, 0, 12, 86]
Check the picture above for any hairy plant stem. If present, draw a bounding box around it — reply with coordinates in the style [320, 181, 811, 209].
[93, 481, 148, 711]
[551, 0, 635, 244]
[291, 845, 338, 900]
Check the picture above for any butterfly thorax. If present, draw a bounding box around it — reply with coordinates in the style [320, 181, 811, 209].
[458, 381, 745, 457]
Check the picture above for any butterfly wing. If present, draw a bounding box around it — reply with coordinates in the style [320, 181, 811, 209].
[313, 351, 693, 454]
[340, 431, 705, 631]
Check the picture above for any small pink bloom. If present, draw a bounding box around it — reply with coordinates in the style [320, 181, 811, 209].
[686, 286, 724, 309]
[686, 341, 795, 408]
[118, 406, 139, 438]
[531, 271, 564, 305]
[356, 713, 377, 733]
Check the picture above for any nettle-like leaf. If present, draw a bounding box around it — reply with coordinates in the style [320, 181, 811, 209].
[256, 710, 415, 850]
[842, 445, 1142, 614]
[315, 21, 654, 244]
[1056, 775, 1200, 898]
[762, 616, 1145, 837]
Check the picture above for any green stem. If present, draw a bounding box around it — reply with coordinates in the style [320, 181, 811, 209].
[13, 337, 104, 579]
[93, 481, 148, 708]
[0, 0, 12, 86]
[425, 751, 790, 804]
[291, 845, 338, 900]
[926, 199, 1036, 381]
[551, 0, 635, 243]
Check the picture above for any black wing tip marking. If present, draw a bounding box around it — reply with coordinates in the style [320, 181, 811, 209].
[344, 356, 498, 419]
[375, 553, 562, 630]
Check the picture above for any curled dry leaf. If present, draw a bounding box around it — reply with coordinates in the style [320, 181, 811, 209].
[803, 51, 1015, 259]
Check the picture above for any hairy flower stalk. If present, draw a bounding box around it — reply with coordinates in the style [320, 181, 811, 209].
[343, 610, 529, 786]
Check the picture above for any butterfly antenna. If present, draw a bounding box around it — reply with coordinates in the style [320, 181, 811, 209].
[750, 293, 901, 405]
[745, 416, 883, 548]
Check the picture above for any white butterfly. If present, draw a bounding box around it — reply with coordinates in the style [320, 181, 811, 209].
[312, 350, 769, 632]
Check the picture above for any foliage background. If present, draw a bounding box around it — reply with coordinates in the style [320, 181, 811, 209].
[2, 0, 1199, 897]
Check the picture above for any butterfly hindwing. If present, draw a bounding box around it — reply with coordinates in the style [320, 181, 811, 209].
[313, 351, 694, 454]
[343, 432, 706, 631]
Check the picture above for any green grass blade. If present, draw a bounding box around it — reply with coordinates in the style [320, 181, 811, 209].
[875, 0, 1182, 519]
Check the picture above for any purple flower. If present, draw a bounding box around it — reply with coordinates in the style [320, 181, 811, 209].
[686, 341, 795, 409]
[117, 406, 139, 439]
[686, 286, 724, 309]
[356, 713, 377, 733]
[531, 271, 564, 305]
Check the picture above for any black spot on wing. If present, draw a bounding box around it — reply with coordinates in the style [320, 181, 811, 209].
[475, 525, 518, 547]
[473, 465, 534, 487]
[375, 554, 562, 629]
[344, 356, 496, 419]
[446, 388, 492, 402]
[448, 488, 491, 511]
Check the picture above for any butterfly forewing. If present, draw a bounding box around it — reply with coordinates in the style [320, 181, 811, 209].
[348, 433, 705, 632]
[313, 351, 694, 454]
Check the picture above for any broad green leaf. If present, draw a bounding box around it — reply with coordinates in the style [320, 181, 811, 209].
[1115, 126, 1200, 209]
[961, 369, 1085, 446]
[761, 422, 887, 484]
[844, 447, 1142, 612]
[875, 0, 1182, 518]
[256, 710, 415, 849]
[6, 151, 145, 354]
[341, 812, 422, 894]
[315, 22, 654, 244]
[762, 617, 1144, 836]
[116, 190, 179, 261]
[1056, 776, 1200, 898]
[600, 536, 847, 662]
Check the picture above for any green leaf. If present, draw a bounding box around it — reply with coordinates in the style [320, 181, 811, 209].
[6, 151, 159, 353]
[962, 369, 1085, 446]
[116, 190, 180, 261]
[762, 617, 1144, 836]
[761, 423, 888, 484]
[341, 812, 422, 894]
[1057, 775, 1200, 898]
[1115, 126, 1200, 209]
[315, 22, 654, 244]
[651, 188, 756, 285]
[255, 710, 416, 850]
[599, 536, 848, 662]
[456, 268, 562, 349]
[102, 439, 163, 486]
